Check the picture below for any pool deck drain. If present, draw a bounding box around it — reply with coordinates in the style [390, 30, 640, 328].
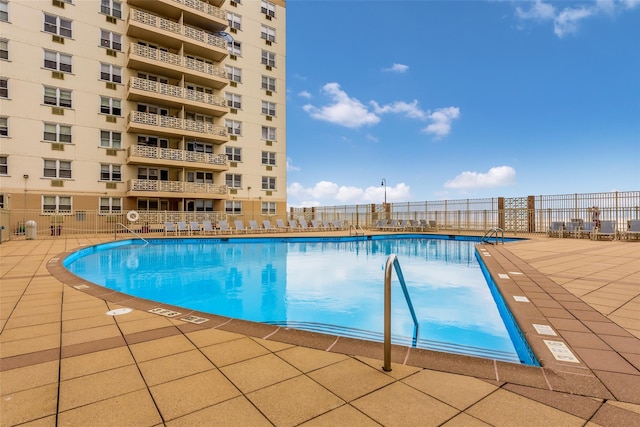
[1, 234, 639, 426]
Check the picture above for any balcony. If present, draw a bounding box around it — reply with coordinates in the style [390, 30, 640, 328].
[127, 0, 227, 30]
[127, 43, 228, 89]
[128, 77, 228, 116]
[127, 111, 228, 144]
[128, 8, 227, 61]
[127, 145, 229, 171]
[127, 179, 228, 199]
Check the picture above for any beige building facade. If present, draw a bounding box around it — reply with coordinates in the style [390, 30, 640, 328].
[0, 0, 286, 222]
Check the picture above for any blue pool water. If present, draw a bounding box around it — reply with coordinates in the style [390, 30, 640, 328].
[64, 235, 537, 365]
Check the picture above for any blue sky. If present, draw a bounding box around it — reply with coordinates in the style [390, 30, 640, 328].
[284, 0, 640, 207]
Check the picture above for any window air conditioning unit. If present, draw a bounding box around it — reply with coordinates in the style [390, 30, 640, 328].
[266, 191, 272, 196]
[229, 189, 237, 194]
[265, 15, 272, 20]
[106, 182, 117, 189]
[230, 135, 237, 140]
[229, 54, 237, 60]
[52, 71, 64, 80]
[106, 115, 117, 123]
[265, 115, 272, 121]
[106, 49, 117, 57]
[106, 149, 117, 156]
[52, 107, 64, 115]
[51, 180, 64, 187]
[106, 15, 117, 24]
[52, 35, 64, 44]
[265, 65, 272, 71]
[266, 165, 272, 171]
[230, 28, 237, 34]
[106, 82, 117, 90]
[52, 0, 65, 8]
[266, 140, 272, 146]
[265, 90, 272, 96]
[230, 108, 237, 114]
[230, 162, 237, 167]
[230, 0, 237, 6]
[229, 81, 237, 87]
[51, 143, 65, 151]
[265, 40, 272, 46]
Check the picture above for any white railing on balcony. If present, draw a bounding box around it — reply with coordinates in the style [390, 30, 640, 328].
[130, 9, 227, 50]
[129, 43, 227, 80]
[128, 145, 228, 166]
[172, 0, 226, 20]
[129, 111, 227, 138]
[129, 77, 227, 108]
[128, 179, 228, 195]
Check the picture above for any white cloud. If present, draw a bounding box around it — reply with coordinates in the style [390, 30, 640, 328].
[298, 90, 312, 99]
[287, 181, 411, 207]
[302, 83, 380, 128]
[554, 6, 593, 37]
[622, 0, 640, 8]
[444, 166, 516, 190]
[286, 157, 300, 172]
[371, 100, 429, 120]
[383, 63, 409, 73]
[422, 107, 460, 138]
[516, 0, 556, 20]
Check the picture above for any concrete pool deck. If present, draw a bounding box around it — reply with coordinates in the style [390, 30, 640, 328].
[1, 234, 639, 426]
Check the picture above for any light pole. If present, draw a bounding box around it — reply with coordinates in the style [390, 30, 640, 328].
[381, 178, 386, 205]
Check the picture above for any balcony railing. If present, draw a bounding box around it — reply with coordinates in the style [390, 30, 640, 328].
[130, 9, 226, 50]
[129, 77, 227, 108]
[173, 0, 226, 20]
[128, 145, 228, 166]
[129, 43, 227, 80]
[128, 111, 227, 138]
[128, 179, 228, 195]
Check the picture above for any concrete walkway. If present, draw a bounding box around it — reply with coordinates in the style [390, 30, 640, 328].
[1, 235, 639, 426]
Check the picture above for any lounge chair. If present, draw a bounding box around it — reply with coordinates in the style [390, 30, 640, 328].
[562, 221, 581, 238]
[397, 220, 410, 230]
[372, 219, 388, 229]
[176, 221, 189, 235]
[310, 220, 324, 230]
[189, 221, 201, 235]
[275, 218, 289, 231]
[547, 222, 564, 237]
[164, 222, 177, 235]
[262, 219, 278, 232]
[234, 220, 248, 234]
[594, 220, 617, 240]
[298, 220, 309, 231]
[322, 220, 335, 230]
[332, 220, 345, 230]
[288, 219, 302, 231]
[249, 220, 263, 233]
[218, 220, 232, 234]
[624, 220, 640, 240]
[384, 220, 400, 231]
[202, 220, 216, 235]
[578, 222, 596, 239]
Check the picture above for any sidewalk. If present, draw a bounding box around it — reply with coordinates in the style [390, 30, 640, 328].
[1, 236, 639, 426]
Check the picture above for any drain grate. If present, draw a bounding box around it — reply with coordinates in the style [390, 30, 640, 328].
[148, 307, 181, 317]
[181, 315, 209, 325]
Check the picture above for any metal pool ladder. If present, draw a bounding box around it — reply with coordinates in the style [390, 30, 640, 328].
[383, 254, 419, 371]
[481, 227, 504, 245]
[115, 223, 149, 245]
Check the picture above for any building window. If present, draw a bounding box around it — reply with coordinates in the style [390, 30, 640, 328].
[261, 151, 276, 166]
[100, 197, 122, 213]
[0, 39, 8, 60]
[225, 65, 242, 83]
[261, 75, 276, 92]
[261, 0, 276, 18]
[229, 40, 242, 56]
[262, 201, 276, 215]
[100, 63, 121, 83]
[261, 50, 275, 67]
[43, 159, 72, 178]
[225, 93, 242, 109]
[0, 1, 8, 22]
[100, 30, 122, 51]
[100, 130, 121, 148]
[225, 119, 242, 136]
[186, 171, 213, 183]
[225, 173, 242, 188]
[261, 101, 276, 116]
[0, 117, 7, 136]
[137, 135, 168, 148]
[187, 199, 213, 212]
[186, 140, 214, 153]
[262, 176, 276, 190]
[100, 96, 121, 115]
[44, 50, 72, 73]
[261, 126, 276, 141]
[227, 12, 241, 30]
[43, 195, 72, 212]
[0, 155, 7, 175]
[261, 25, 275, 42]
[100, 0, 122, 19]
[44, 13, 72, 38]
[44, 86, 72, 108]
[225, 201, 242, 214]
[0, 194, 4, 208]
[44, 123, 72, 143]
[225, 146, 241, 162]
[137, 167, 168, 181]
[100, 164, 121, 181]
[0, 78, 7, 98]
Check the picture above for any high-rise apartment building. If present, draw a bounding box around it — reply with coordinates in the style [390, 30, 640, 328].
[0, 0, 286, 223]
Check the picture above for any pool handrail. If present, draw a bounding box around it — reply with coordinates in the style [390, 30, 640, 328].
[115, 223, 149, 245]
[481, 227, 504, 245]
[349, 224, 365, 236]
[383, 254, 419, 372]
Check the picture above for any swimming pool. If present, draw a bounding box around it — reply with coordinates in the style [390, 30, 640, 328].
[63, 235, 537, 365]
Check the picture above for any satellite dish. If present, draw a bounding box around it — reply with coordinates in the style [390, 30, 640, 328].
[215, 32, 234, 44]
